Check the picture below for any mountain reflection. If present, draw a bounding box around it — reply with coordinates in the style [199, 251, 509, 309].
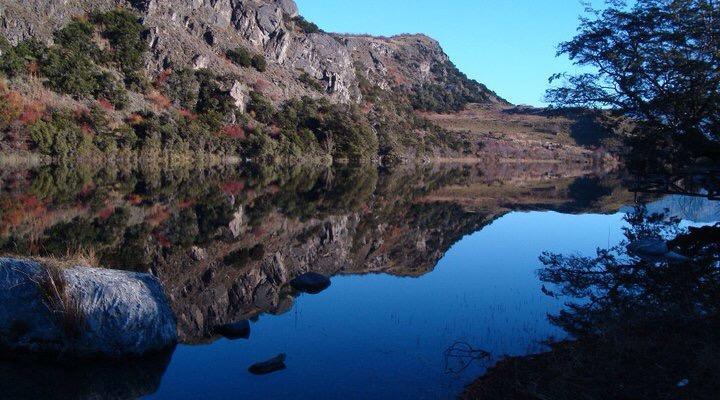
[2, 160, 637, 343]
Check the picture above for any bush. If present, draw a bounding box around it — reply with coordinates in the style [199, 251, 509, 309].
[92, 10, 147, 81]
[299, 72, 324, 92]
[96, 71, 129, 109]
[0, 90, 23, 130]
[227, 46, 267, 72]
[292, 16, 322, 34]
[195, 70, 235, 115]
[165, 69, 199, 109]
[251, 54, 267, 72]
[40, 47, 100, 98]
[247, 91, 276, 124]
[0, 39, 46, 78]
[226, 47, 252, 68]
[53, 19, 99, 58]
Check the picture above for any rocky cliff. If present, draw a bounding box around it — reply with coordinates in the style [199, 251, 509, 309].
[0, 0, 504, 106]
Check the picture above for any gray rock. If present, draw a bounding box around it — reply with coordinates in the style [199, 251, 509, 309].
[0, 258, 177, 358]
[248, 353, 286, 375]
[290, 272, 330, 294]
[190, 246, 206, 261]
[214, 320, 250, 339]
[627, 238, 669, 257]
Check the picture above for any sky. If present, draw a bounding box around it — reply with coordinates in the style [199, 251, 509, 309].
[294, 0, 603, 106]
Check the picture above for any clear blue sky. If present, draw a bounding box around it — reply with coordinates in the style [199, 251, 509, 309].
[295, 0, 602, 106]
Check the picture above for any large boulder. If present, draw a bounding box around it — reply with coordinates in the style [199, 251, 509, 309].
[0, 258, 177, 358]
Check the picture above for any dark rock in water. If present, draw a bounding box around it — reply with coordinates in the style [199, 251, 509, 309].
[628, 238, 668, 257]
[290, 272, 331, 294]
[0, 258, 177, 358]
[248, 353, 286, 375]
[214, 320, 250, 339]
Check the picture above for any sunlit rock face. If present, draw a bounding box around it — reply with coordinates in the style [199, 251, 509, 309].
[0, 258, 177, 357]
[0, 0, 502, 105]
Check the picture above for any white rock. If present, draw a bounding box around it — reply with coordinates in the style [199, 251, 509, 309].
[0, 258, 177, 358]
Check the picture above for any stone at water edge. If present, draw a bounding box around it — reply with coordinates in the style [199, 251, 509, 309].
[290, 272, 331, 294]
[214, 320, 251, 339]
[0, 258, 177, 358]
[249, 353, 287, 375]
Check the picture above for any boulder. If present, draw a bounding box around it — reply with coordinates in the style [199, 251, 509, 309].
[627, 238, 669, 257]
[248, 353, 286, 375]
[214, 320, 251, 339]
[289, 272, 331, 294]
[0, 258, 177, 358]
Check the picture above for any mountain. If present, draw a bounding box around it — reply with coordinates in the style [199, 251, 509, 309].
[0, 0, 611, 165]
[0, 0, 503, 106]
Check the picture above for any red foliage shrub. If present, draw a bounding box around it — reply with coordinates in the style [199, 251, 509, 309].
[178, 108, 198, 120]
[126, 194, 143, 205]
[146, 91, 172, 110]
[127, 113, 144, 125]
[252, 78, 271, 93]
[19, 101, 47, 125]
[154, 68, 173, 86]
[221, 180, 246, 195]
[97, 98, 115, 111]
[0, 91, 24, 127]
[220, 124, 246, 139]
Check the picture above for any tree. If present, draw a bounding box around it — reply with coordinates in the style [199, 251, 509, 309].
[547, 0, 720, 152]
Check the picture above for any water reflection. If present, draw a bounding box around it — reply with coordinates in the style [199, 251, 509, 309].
[466, 207, 720, 399]
[1, 160, 718, 398]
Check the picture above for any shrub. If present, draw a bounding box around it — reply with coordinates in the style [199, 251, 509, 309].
[227, 46, 267, 72]
[53, 19, 99, 58]
[165, 69, 199, 109]
[251, 54, 267, 72]
[0, 39, 46, 78]
[95, 71, 128, 109]
[247, 91, 275, 123]
[40, 47, 100, 98]
[292, 16, 322, 34]
[226, 47, 253, 68]
[299, 72, 324, 92]
[92, 10, 148, 82]
[0, 90, 23, 130]
[195, 70, 235, 114]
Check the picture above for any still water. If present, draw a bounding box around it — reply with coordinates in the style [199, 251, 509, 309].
[0, 163, 716, 399]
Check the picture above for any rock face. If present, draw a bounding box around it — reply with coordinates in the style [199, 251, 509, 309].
[0, 0, 504, 105]
[0, 258, 177, 358]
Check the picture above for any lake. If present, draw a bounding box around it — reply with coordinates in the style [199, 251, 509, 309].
[0, 161, 717, 399]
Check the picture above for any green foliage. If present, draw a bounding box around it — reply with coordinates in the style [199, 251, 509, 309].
[53, 19, 99, 58]
[247, 91, 276, 124]
[226, 47, 252, 68]
[292, 16, 322, 34]
[227, 46, 267, 72]
[195, 69, 235, 114]
[165, 69, 199, 109]
[547, 0, 719, 155]
[0, 39, 45, 78]
[411, 61, 498, 112]
[95, 71, 129, 109]
[299, 72, 325, 92]
[29, 112, 93, 158]
[92, 10, 147, 77]
[40, 47, 100, 97]
[251, 54, 267, 72]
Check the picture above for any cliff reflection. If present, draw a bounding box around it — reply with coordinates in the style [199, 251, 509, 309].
[0, 160, 636, 343]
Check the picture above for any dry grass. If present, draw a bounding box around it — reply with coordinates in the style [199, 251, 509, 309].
[35, 262, 85, 339]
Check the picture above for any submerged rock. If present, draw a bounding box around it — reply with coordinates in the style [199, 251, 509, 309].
[290, 272, 331, 294]
[214, 320, 251, 339]
[627, 238, 689, 262]
[0, 258, 177, 358]
[248, 353, 286, 375]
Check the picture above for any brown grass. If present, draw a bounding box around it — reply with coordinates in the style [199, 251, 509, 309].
[35, 262, 85, 339]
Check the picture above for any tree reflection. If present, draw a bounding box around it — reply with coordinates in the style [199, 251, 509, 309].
[466, 207, 720, 399]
